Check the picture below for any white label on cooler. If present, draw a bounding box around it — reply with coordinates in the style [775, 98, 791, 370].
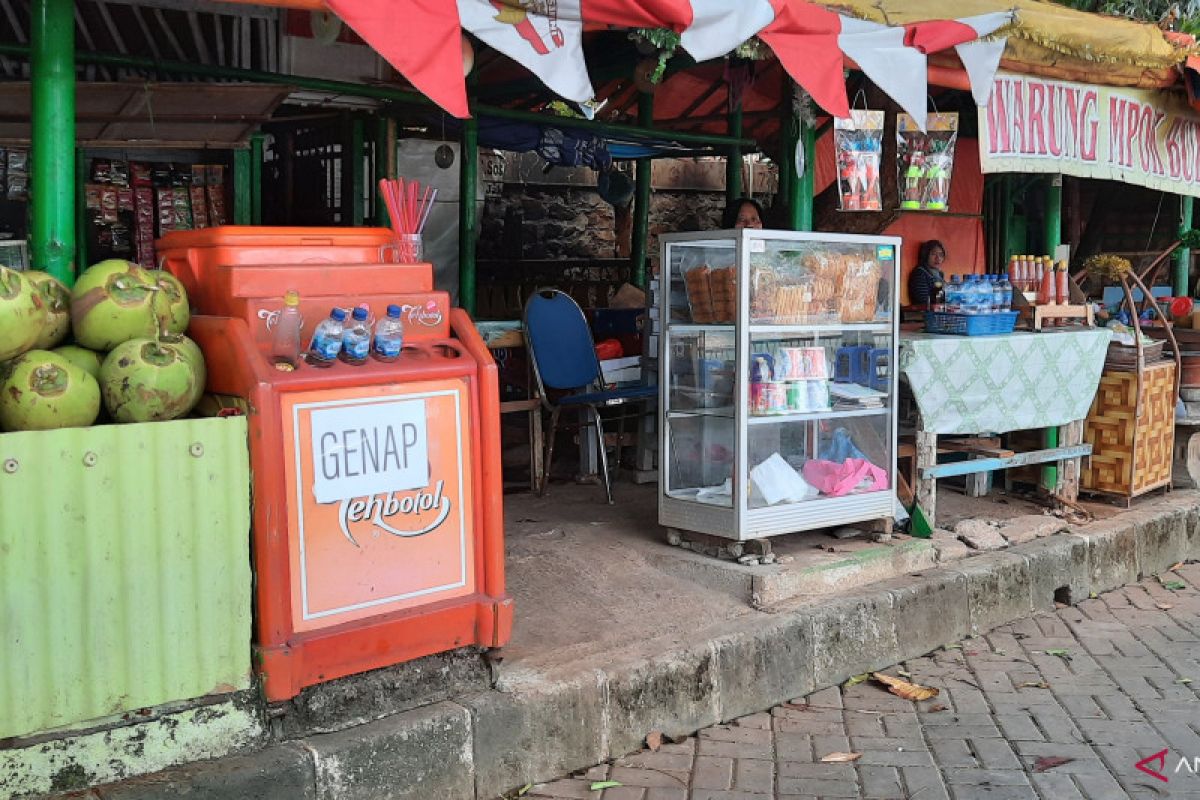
[309, 399, 429, 504]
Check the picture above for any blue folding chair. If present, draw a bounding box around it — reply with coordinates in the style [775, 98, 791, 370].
[523, 288, 657, 504]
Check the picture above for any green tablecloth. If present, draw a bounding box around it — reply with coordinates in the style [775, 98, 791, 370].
[899, 329, 1113, 435]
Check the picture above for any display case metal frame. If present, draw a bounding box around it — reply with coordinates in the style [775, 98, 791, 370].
[658, 228, 901, 541]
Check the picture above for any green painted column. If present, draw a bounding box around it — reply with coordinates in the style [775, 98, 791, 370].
[459, 114, 478, 315]
[75, 149, 88, 271]
[631, 92, 653, 288]
[1042, 175, 1063, 491]
[777, 100, 795, 224]
[232, 148, 251, 225]
[725, 101, 742, 207]
[1176, 195, 1193, 297]
[30, 0, 75, 284]
[373, 115, 391, 226]
[796, 121, 815, 231]
[250, 133, 264, 226]
[349, 117, 365, 226]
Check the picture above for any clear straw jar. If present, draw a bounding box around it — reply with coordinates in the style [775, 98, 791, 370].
[381, 233, 423, 264]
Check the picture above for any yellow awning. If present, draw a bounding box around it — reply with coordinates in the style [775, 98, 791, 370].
[818, 0, 1193, 88]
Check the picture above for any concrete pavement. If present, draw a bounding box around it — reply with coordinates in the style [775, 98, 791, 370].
[528, 565, 1200, 800]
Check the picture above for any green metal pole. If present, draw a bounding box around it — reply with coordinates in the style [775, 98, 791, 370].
[30, 0, 75, 285]
[777, 100, 795, 224]
[1042, 175, 1063, 491]
[249, 133, 264, 226]
[349, 117, 365, 226]
[725, 101, 742, 207]
[793, 121, 815, 231]
[75, 149, 88, 271]
[373, 115, 390, 226]
[1176, 195, 1193, 297]
[631, 92, 653, 288]
[459, 115, 478, 316]
[232, 148, 251, 225]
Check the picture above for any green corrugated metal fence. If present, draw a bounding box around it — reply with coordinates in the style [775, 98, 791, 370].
[0, 417, 252, 740]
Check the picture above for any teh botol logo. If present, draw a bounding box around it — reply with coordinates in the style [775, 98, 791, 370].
[1136, 749, 1200, 783]
[310, 398, 452, 547]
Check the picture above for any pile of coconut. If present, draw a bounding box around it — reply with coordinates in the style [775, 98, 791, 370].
[0, 260, 205, 432]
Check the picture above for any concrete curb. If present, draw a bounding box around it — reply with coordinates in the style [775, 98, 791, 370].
[39, 496, 1200, 800]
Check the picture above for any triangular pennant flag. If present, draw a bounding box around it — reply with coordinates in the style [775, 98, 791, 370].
[680, 0, 776, 62]
[325, 0, 468, 117]
[458, 0, 595, 108]
[581, 0, 693, 30]
[903, 11, 1013, 55]
[758, 0, 848, 118]
[956, 38, 1008, 107]
[838, 16, 928, 128]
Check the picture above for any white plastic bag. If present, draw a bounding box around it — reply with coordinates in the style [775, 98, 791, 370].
[750, 453, 819, 506]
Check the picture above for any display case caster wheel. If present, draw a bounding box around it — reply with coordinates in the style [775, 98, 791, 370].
[666, 528, 683, 547]
[726, 542, 745, 559]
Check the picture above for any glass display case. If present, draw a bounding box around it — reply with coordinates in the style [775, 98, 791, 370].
[658, 230, 900, 541]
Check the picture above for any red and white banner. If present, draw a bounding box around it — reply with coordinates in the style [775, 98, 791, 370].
[979, 70, 1200, 198]
[325, 0, 1012, 126]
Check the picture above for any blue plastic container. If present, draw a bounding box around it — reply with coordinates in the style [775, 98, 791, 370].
[924, 311, 1019, 336]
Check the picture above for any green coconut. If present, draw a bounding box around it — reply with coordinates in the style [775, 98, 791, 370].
[150, 270, 191, 335]
[70, 259, 160, 351]
[0, 350, 101, 431]
[53, 344, 103, 381]
[0, 266, 47, 361]
[156, 333, 206, 409]
[27, 271, 71, 349]
[100, 338, 199, 423]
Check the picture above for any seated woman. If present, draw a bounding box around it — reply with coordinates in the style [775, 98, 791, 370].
[722, 197, 765, 229]
[908, 239, 947, 307]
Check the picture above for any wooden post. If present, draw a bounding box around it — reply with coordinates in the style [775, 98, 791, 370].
[915, 417, 938, 528]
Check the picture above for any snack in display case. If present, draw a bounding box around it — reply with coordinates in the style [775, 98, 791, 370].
[682, 263, 737, 324]
[750, 250, 884, 325]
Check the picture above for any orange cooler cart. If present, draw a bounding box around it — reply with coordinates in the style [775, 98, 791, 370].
[162, 227, 512, 702]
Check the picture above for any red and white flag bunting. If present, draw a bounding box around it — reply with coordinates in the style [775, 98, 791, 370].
[324, 0, 1014, 128]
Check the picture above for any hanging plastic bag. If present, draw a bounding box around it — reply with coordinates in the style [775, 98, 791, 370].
[896, 113, 958, 212]
[834, 110, 884, 212]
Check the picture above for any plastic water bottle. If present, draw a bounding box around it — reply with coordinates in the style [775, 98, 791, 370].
[308, 308, 347, 368]
[960, 276, 975, 314]
[946, 275, 961, 313]
[373, 304, 405, 362]
[340, 307, 371, 364]
[997, 274, 1012, 312]
[271, 289, 304, 370]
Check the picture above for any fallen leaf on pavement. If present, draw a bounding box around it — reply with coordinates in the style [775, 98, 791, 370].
[1162, 580, 1187, 591]
[517, 784, 532, 797]
[820, 752, 862, 763]
[1032, 756, 1075, 773]
[590, 781, 622, 791]
[897, 669, 912, 678]
[844, 673, 871, 688]
[927, 704, 949, 713]
[943, 644, 963, 651]
[1156, 602, 1175, 610]
[1177, 678, 1193, 685]
[1019, 681, 1051, 689]
[873, 672, 940, 701]
[645, 731, 663, 752]
[1169, 562, 1184, 572]
[1044, 649, 1073, 661]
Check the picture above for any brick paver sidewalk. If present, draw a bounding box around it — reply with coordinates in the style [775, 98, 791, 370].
[524, 564, 1200, 800]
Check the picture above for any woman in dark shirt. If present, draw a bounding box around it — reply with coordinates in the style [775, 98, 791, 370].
[908, 240, 946, 307]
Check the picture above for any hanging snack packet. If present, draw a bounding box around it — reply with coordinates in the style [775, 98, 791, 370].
[834, 110, 884, 212]
[896, 113, 959, 212]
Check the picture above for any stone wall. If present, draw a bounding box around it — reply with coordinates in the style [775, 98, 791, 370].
[479, 184, 757, 266]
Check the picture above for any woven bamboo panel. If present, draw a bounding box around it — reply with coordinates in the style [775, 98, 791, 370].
[1082, 361, 1175, 497]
